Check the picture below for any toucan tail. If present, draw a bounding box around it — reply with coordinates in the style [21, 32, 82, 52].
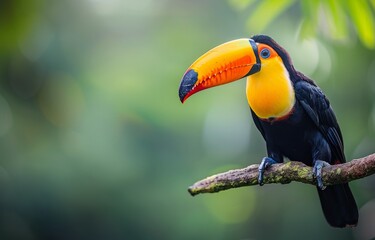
[317, 183, 358, 227]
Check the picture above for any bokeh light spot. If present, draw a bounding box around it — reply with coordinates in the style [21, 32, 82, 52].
[38, 74, 85, 127]
[289, 38, 320, 77]
[203, 98, 251, 159]
[203, 178, 256, 224]
[18, 20, 53, 62]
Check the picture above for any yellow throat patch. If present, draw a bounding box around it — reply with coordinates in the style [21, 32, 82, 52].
[246, 56, 295, 120]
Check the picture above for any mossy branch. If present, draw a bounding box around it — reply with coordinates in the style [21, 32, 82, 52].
[188, 153, 375, 196]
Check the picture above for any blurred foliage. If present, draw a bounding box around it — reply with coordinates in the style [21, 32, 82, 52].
[229, 0, 375, 48]
[0, 0, 374, 240]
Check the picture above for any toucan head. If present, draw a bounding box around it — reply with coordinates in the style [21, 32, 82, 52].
[178, 35, 294, 103]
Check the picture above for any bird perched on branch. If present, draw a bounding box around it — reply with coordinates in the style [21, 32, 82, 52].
[178, 35, 358, 227]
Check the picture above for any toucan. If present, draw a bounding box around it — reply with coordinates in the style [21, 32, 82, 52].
[178, 35, 358, 227]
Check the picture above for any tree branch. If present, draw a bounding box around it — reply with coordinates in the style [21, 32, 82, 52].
[188, 153, 375, 196]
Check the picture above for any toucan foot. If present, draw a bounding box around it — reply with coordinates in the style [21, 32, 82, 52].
[258, 157, 277, 186]
[313, 160, 330, 190]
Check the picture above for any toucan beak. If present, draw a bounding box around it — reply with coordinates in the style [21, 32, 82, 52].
[179, 38, 260, 103]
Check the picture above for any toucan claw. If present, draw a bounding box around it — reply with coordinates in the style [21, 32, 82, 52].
[258, 157, 277, 186]
[313, 160, 331, 190]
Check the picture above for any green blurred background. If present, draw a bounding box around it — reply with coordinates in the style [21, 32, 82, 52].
[1, 0, 375, 239]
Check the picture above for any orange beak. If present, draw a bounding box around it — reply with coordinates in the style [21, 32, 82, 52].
[179, 38, 260, 103]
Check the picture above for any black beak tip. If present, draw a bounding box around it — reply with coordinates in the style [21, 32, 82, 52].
[178, 69, 198, 103]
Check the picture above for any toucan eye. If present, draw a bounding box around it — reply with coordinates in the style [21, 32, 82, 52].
[260, 48, 271, 59]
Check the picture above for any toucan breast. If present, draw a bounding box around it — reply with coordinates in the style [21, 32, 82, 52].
[246, 57, 295, 120]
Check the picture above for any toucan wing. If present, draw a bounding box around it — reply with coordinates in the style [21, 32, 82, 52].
[295, 80, 345, 163]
